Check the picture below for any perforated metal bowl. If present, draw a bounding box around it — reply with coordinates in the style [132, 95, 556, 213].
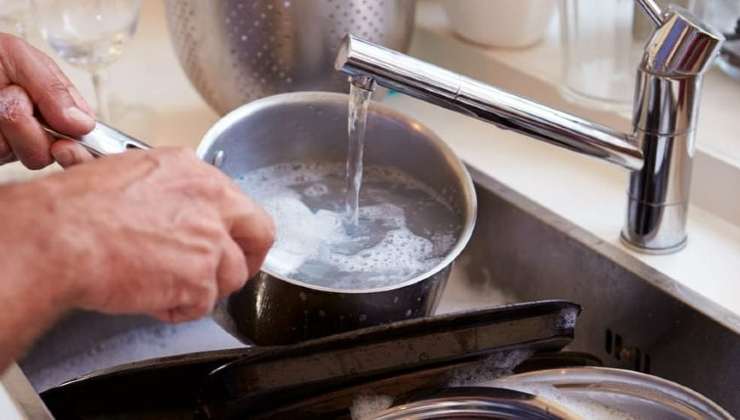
[165, 0, 416, 114]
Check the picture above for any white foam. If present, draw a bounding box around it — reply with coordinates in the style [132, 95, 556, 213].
[350, 393, 394, 420]
[556, 309, 578, 330]
[260, 192, 343, 275]
[448, 350, 533, 387]
[303, 183, 329, 197]
[321, 225, 441, 289]
[236, 162, 460, 290]
[26, 317, 243, 392]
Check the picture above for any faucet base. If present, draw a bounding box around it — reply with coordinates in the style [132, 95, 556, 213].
[622, 194, 689, 255]
[619, 231, 688, 255]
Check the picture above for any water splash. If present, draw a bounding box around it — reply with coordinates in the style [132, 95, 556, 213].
[350, 393, 394, 420]
[448, 350, 533, 387]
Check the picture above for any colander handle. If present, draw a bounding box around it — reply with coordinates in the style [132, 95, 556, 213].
[42, 122, 152, 157]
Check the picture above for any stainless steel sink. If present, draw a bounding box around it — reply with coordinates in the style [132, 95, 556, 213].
[21, 166, 740, 415]
[449, 166, 740, 415]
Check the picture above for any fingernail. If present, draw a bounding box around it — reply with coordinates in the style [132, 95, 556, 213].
[64, 107, 95, 128]
[52, 147, 74, 167]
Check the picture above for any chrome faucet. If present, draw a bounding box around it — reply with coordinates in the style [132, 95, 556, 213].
[335, 0, 722, 254]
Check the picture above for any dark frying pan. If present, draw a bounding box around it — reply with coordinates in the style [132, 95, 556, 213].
[41, 300, 580, 419]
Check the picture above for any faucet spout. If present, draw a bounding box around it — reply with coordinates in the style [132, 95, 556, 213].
[336, 35, 643, 171]
[336, 4, 723, 254]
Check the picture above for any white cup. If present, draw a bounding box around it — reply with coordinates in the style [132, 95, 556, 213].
[443, 0, 557, 48]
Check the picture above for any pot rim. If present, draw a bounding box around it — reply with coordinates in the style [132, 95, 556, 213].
[198, 91, 477, 294]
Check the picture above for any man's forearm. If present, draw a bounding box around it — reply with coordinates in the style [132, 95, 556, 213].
[0, 182, 73, 371]
[0, 273, 66, 371]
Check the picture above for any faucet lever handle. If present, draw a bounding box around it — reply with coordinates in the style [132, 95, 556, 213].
[636, 0, 665, 26]
[640, 4, 724, 77]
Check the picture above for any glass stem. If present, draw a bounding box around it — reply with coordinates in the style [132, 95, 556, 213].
[91, 70, 110, 122]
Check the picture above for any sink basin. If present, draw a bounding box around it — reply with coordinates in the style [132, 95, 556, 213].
[20, 166, 740, 415]
[444, 167, 740, 415]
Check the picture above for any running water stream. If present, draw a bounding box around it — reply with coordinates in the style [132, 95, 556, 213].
[345, 82, 373, 226]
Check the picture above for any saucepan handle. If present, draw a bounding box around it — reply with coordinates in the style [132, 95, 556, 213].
[42, 122, 153, 157]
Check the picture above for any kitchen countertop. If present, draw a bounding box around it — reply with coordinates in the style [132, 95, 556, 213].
[1, 0, 739, 416]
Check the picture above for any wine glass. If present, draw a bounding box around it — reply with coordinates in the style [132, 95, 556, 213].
[31, 0, 141, 122]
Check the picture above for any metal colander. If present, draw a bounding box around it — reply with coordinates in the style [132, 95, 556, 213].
[165, 0, 416, 115]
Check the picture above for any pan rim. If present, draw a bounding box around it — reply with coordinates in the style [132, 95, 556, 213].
[198, 91, 477, 295]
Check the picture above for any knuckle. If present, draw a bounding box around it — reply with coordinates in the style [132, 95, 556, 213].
[0, 86, 32, 123]
[175, 277, 216, 313]
[166, 146, 197, 162]
[18, 145, 53, 170]
[1, 34, 25, 52]
[197, 175, 232, 202]
[216, 179, 235, 199]
[46, 78, 70, 95]
[21, 153, 53, 170]
[174, 285, 194, 307]
[0, 34, 28, 79]
[188, 287, 217, 318]
[194, 277, 215, 298]
[2, 84, 28, 98]
[0, 33, 23, 59]
[194, 256, 220, 285]
[180, 305, 211, 321]
[192, 300, 214, 318]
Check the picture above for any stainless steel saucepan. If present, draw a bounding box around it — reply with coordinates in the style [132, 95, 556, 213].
[45, 92, 476, 346]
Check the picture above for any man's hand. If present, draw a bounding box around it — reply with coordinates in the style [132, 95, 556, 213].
[0, 33, 96, 168]
[0, 148, 275, 367]
[0, 33, 277, 371]
[27, 147, 273, 320]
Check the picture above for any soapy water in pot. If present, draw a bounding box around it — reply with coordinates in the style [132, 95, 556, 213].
[236, 162, 461, 290]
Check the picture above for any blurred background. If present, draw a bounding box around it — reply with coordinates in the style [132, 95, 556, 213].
[0, 0, 737, 134]
[0, 0, 736, 152]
